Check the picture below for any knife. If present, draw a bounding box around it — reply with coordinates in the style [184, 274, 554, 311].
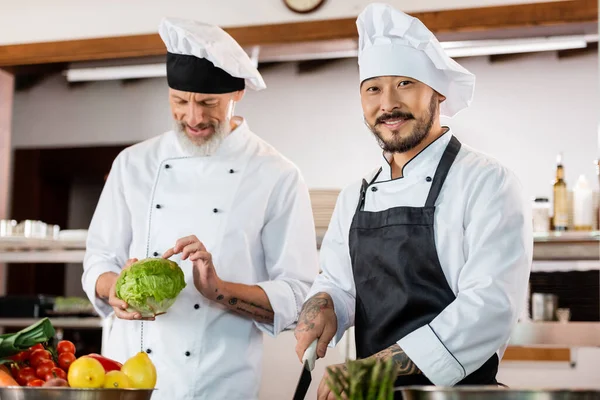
[293, 339, 318, 400]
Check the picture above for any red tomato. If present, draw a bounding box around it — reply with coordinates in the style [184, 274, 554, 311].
[29, 350, 52, 369]
[57, 352, 76, 371]
[16, 367, 36, 386]
[29, 344, 44, 352]
[56, 340, 76, 355]
[27, 379, 44, 387]
[35, 360, 55, 380]
[9, 351, 29, 363]
[44, 367, 67, 381]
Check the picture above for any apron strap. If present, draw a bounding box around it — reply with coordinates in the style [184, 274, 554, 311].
[356, 168, 382, 212]
[425, 135, 461, 207]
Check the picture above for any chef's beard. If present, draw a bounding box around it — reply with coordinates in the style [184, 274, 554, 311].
[174, 119, 230, 157]
[366, 93, 438, 153]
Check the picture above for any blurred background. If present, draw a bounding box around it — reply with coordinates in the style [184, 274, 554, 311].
[0, 0, 599, 398]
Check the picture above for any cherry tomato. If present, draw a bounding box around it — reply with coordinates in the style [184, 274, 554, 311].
[29, 344, 44, 353]
[35, 360, 55, 379]
[56, 340, 76, 355]
[29, 350, 52, 369]
[16, 367, 36, 386]
[57, 352, 76, 371]
[9, 351, 29, 363]
[27, 379, 44, 387]
[44, 367, 67, 381]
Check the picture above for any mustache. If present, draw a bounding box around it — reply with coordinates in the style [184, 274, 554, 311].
[179, 121, 215, 130]
[375, 111, 414, 125]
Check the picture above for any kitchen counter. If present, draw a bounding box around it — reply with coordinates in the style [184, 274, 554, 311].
[509, 321, 600, 347]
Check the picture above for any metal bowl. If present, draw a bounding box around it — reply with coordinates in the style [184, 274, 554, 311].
[397, 386, 600, 400]
[0, 387, 155, 400]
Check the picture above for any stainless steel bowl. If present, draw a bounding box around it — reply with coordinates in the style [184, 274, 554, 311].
[397, 386, 600, 400]
[0, 387, 155, 400]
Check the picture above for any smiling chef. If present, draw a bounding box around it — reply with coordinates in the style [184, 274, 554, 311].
[294, 3, 533, 398]
[81, 17, 319, 400]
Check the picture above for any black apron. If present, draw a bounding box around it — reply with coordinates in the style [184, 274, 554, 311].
[349, 136, 499, 389]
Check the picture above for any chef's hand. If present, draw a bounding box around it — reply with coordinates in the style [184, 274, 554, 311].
[318, 364, 348, 400]
[107, 258, 155, 321]
[294, 292, 338, 361]
[162, 235, 223, 299]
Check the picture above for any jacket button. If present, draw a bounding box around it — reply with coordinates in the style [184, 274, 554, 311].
[165, 164, 171, 169]
[426, 176, 432, 182]
[156, 204, 162, 209]
[229, 169, 234, 174]
[371, 186, 378, 192]
[194, 304, 200, 309]
[185, 351, 191, 357]
[153, 252, 159, 257]
[213, 208, 218, 213]
[146, 349, 152, 354]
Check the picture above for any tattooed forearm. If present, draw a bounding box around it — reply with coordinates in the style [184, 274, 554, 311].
[371, 344, 421, 376]
[215, 292, 274, 323]
[296, 293, 334, 333]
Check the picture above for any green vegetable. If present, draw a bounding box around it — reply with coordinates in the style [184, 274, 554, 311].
[116, 258, 186, 318]
[327, 358, 399, 400]
[0, 318, 55, 359]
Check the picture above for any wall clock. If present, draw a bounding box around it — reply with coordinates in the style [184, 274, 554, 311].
[284, 0, 326, 14]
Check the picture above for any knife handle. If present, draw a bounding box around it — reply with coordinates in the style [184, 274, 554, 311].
[302, 339, 318, 372]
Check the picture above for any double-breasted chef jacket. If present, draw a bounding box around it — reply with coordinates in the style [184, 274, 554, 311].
[82, 119, 319, 400]
[307, 129, 533, 387]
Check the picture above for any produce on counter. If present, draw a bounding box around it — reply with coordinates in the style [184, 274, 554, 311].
[104, 370, 132, 389]
[116, 257, 186, 318]
[68, 357, 105, 388]
[326, 358, 399, 400]
[0, 318, 55, 359]
[0, 318, 158, 390]
[87, 353, 123, 372]
[120, 352, 157, 389]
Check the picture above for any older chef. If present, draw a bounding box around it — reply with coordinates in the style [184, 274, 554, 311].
[82, 17, 318, 400]
[294, 3, 532, 397]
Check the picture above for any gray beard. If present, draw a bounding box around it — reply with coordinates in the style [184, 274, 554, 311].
[174, 120, 230, 157]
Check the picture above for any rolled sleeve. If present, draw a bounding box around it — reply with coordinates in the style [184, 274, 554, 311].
[256, 280, 299, 335]
[398, 324, 465, 386]
[256, 167, 319, 336]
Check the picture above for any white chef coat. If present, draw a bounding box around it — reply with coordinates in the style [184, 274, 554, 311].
[308, 129, 532, 386]
[82, 119, 319, 400]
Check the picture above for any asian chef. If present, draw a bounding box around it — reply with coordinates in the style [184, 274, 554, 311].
[82, 17, 319, 400]
[294, 3, 532, 397]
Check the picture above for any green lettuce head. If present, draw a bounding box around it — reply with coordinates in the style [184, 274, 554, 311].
[116, 258, 186, 318]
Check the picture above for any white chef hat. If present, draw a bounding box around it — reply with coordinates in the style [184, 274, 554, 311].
[158, 17, 266, 94]
[356, 3, 475, 117]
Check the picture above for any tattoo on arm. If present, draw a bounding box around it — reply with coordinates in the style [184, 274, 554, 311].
[372, 344, 421, 376]
[296, 293, 333, 333]
[216, 295, 274, 323]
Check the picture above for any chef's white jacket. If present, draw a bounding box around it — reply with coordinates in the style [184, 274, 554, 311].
[308, 130, 532, 386]
[82, 119, 319, 400]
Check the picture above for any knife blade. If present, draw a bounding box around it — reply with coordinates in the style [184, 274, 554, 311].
[293, 339, 318, 400]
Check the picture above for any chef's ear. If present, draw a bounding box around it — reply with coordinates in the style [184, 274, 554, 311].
[232, 90, 245, 102]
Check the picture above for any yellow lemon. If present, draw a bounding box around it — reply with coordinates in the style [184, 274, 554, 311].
[121, 352, 157, 389]
[103, 370, 132, 389]
[67, 357, 105, 388]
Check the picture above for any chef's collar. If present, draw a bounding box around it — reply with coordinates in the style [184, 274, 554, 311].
[377, 129, 453, 182]
[212, 116, 251, 157]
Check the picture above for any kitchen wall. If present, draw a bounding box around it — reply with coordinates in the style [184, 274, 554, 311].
[0, 0, 562, 45]
[12, 50, 600, 201]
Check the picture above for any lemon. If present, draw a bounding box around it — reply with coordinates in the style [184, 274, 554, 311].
[103, 370, 132, 389]
[121, 352, 157, 389]
[67, 357, 105, 388]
